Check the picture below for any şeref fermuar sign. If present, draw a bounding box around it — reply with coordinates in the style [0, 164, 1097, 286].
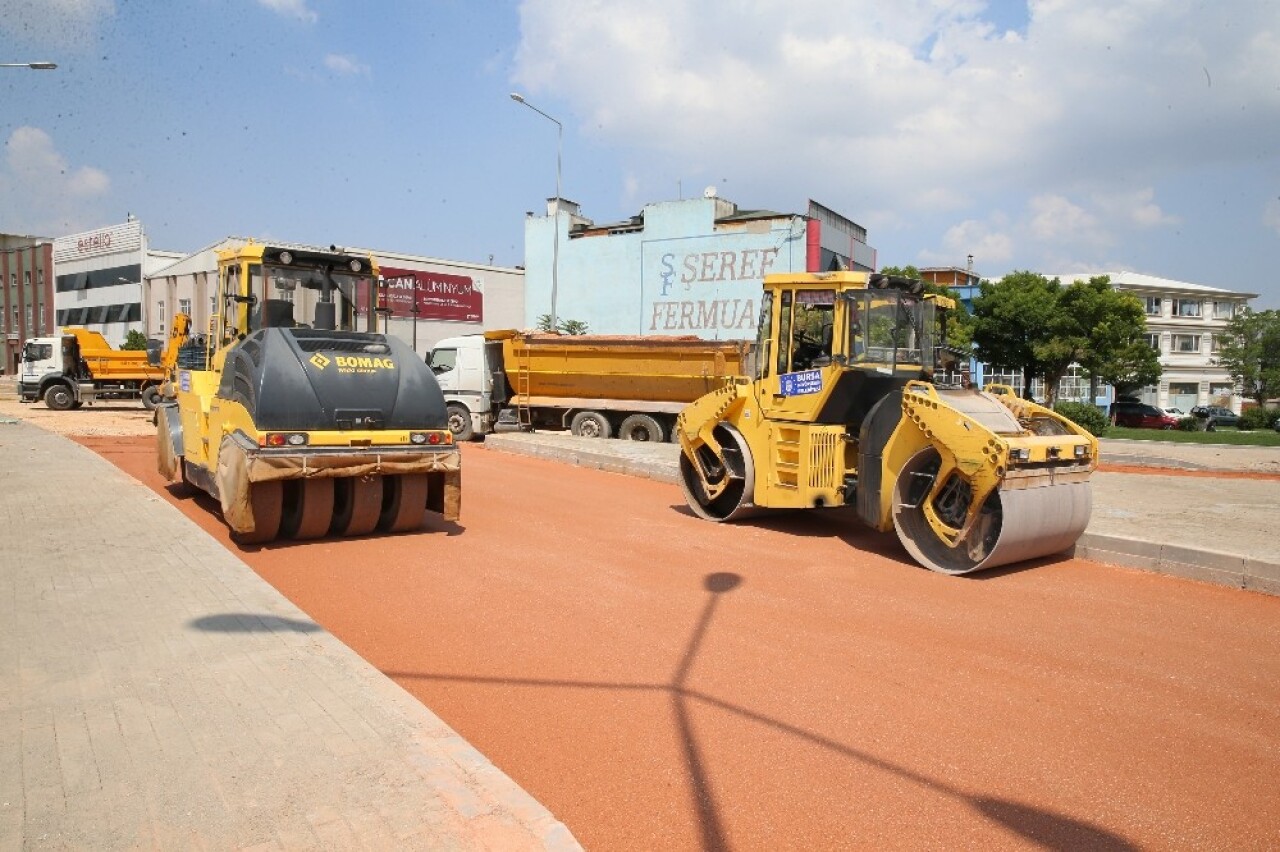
[357, 266, 482, 323]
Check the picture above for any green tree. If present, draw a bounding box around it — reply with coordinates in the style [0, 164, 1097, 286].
[121, 330, 149, 351]
[535, 315, 590, 335]
[1215, 308, 1280, 407]
[1060, 275, 1160, 400]
[971, 271, 1062, 399]
[972, 272, 1160, 404]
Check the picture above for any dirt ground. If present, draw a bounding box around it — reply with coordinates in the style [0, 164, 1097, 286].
[72, 432, 1280, 851]
[0, 396, 154, 438]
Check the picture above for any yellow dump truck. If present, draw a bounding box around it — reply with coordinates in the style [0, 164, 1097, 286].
[19, 327, 167, 410]
[427, 329, 751, 442]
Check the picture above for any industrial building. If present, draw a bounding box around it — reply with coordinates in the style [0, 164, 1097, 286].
[522, 193, 875, 338]
[51, 218, 184, 348]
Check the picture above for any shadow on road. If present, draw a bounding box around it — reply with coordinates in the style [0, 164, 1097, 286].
[385, 570, 1133, 850]
[189, 613, 324, 633]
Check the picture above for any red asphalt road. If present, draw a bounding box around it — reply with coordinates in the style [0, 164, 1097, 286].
[86, 435, 1280, 851]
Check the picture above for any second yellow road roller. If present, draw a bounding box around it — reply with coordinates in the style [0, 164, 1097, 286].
[676, 271, 1097, 574]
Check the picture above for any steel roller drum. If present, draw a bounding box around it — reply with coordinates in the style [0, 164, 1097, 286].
[892, 448, 1093, 575]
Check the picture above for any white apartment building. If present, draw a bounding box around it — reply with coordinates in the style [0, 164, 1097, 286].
[1051, 271, 1256, 413]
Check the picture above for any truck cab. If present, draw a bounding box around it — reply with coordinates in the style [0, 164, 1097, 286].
[427, 333, 508, 440]
[17, 338, 61, 404]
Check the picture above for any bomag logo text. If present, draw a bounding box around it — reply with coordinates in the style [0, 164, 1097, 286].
[335, 355, 395, 374]
[309, 353, 395, 374]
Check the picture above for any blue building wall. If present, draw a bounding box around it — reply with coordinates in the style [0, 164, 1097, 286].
[523, 197, 817, 339]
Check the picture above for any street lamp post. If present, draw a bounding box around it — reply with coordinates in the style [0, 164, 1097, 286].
[0, 62, 57, 70]
[509, 92, 561, 333]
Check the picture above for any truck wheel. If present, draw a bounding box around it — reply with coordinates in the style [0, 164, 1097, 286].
[44, 385, 75, 411]
[619, 414, 665, 443]
[570, 410, 612, 439]
[141, 385, 162, 410]
[446, 403, 475, 441]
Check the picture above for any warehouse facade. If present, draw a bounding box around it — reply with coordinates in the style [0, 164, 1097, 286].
[522, 193, 875, 338]
[52, 219, 184, 348]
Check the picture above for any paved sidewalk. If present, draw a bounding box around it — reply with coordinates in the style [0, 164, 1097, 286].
[480, 431, 1280, 595]
[0, 422, 580, 851]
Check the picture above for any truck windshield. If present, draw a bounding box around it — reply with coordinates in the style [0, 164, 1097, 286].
[21, 342, 52, 362]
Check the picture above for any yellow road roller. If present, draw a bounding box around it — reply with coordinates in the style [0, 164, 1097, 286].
[155, 241, 460, 543]
[676, 271, 1097, 574]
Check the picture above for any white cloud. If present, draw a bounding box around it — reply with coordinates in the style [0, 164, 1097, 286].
[1093, 188, 1179, 229]
[1028, 194, 1101, 244]
[513, 0, 1280, 278]
[0, 0, 114, 50]
[941, 217, 1014, 265]
[324, 54, 370, 77]
[258, 0, 317, 24]
[0, 127, 110, 234]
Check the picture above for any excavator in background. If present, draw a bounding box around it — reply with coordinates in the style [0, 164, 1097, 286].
[676, 271, 1098, 575]
[154, 241, 461, 543]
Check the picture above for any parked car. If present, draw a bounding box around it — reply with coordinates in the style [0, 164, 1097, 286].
[1110, 401, 1180, 429]
[1161, 406, 1186, 418]
[1190, 405, 1240, 430]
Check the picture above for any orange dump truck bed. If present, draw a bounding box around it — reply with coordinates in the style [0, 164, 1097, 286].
[493, 330, 751, 405]
[65, 327, 164, 382]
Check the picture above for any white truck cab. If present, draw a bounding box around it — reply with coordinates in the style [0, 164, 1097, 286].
[427, 334, 508, 440]
[17, 337, 60, 403]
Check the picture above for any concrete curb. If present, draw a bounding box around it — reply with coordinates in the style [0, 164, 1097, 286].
[1074, 533, 1280, 595]
[480, 433, 1278, 597]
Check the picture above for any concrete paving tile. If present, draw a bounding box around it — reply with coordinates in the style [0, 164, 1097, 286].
[52, 709, 99, 797]
[20, 723, 63, 795]
[272, 815, 323, 851]
[341, 805, 400, 850]
[309, 815, 358, 850]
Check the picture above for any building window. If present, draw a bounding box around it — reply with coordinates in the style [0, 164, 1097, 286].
[178, 298, 191, 317]
[1212, 301, 1234, 320]
[1171, 333, 1201, 354]
[1172, 298, 1201, 318]
[1209, 383, 1235, 404]
[1210, 334, 1224, 353]
[1143, 297, 1162, 316]
[1144, 333, 1161, 351]
[158, 300, 166, 332]
[24, 271, 31, 286]
[25, 306, 33, 333]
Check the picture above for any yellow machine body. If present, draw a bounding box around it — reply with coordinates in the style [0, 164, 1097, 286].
[676, 271, 1098, 574]
[155, 241, 461, 543]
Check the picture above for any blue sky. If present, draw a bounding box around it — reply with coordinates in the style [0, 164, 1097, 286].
[2, 0, 1277, 307]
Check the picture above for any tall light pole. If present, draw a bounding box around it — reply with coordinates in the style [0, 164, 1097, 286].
[510, 92, 561, 332]
[0, 62, 57, 70]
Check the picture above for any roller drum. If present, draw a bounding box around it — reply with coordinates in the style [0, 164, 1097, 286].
[892, 448, 1092, 575]
[678, 424, 758, 522]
